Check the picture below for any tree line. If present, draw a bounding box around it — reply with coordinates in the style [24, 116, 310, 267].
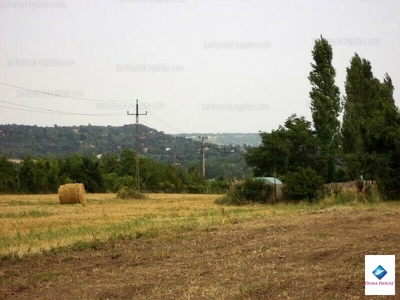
[0, 124, 252, 180]
[245, 36, 400, 201]
[0, 149, 231, 194]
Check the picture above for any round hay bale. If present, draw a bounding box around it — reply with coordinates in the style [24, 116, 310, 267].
[58, 183, 85, 205]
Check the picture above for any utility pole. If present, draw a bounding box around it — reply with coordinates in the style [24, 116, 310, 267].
[198, 136, 208, 177]
[127, 100, 147, 191]
[172, 152, 176, 166]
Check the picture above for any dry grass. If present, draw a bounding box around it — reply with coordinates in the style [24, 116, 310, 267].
[1, 194, 400, 299]
[0, 193, 267, 257]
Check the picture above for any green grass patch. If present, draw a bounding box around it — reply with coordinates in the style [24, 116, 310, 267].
[7, 200, 56, 206]
[0, 210, 54, 219]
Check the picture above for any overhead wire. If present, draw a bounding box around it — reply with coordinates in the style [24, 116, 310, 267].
[141, 103, 183, 133]
[0, 82, 131, 116]
[140, 119, 159, 131]
[0, 81, 135, 103]
[0, 104, 55, 114]
[0, 81, 185, 126]
[0, 100, 126, 116]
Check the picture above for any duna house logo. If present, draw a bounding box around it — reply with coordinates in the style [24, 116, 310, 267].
[372, 265, 387, 280]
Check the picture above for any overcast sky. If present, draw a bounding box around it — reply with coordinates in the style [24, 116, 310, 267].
[0, 0, 399, 134]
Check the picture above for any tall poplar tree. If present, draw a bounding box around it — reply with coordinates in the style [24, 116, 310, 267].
[342, 53, 400, 198]
[341, 54, 370, 179]
[308, 36, 341, 183]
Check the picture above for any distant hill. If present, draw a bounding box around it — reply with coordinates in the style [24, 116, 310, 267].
[0, 124, 254, 179]
[176, 133, 261, 146]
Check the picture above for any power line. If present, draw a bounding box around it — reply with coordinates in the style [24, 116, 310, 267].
[0, 81, 186, 126]
[144, 106, 183, 133]
[140, 119, 159, 130]
[0, 104, 54, 114]
[148, 111, 181, 133]
[0, 101, 55, 113]
[0, 100, 125, 116]
[0, 81, 135, 103]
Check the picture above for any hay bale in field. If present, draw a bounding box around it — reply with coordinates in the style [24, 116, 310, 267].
[58, 183, 85, 204]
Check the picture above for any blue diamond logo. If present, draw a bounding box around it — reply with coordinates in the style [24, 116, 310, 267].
[372, 265, 387, 280]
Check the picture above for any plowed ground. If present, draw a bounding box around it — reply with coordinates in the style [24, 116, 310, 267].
[1, 206, 399, 299]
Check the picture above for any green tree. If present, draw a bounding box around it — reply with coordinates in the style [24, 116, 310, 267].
[342, 54, 373, 179]
[60, 154, 81, 185]
[308, 35, 341, 183]
[19, 156, 38, 193]
[119, 148, 136, 177]
[81, 156, 105, 193]
[342, 54, 400, 199]
[35, 158, 51, 193]
[282, 167, 324, 202]
[102, 172, 118, 192]
[61, 154, 105, 192]
[140, 157, 161, 192]
[114, 175, 135, 191]
[283, 115, 320, 172]
[100, 153, 121, 174]
[245, 128, 291, 176]
[185, 166, 207, 193]
[46, 158, 61, 192]
[0, 156, 16, 193]
[169, 166, 186, 193]
[245, 114, 318, 177]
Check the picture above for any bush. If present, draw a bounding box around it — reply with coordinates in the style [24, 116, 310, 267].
[282, 167, 324, 202]
[116, 187, 146, 200]
[334, 191, 357, 204]
[102, 172, 118, 192]
[365, 183, 381, 202]
[214, 195, 233, 205]
[208, 179, 230, 194]
[219, 178, 273, 205]
[114, 176, 135, 191]
[186, 184, 207, 194]
[333, 167, 349, 182]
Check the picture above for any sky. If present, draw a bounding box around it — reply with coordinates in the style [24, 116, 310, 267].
[0, 0, 399, 134]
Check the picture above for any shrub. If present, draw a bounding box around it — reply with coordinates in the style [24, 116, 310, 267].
[365, 183, 381, 202]
[209, 179, 230, 194]
[186, 184, 207, 194]
[333, 167, 349, 182]
[282, 167, 324, 202]
[114, 176, 135, 191]
[334, 191, 357, 204]
[102, 172, 118, 192]
[116, 187, 146, 200]
[214, 195, 233, 205]
[220, 178, 273, 205]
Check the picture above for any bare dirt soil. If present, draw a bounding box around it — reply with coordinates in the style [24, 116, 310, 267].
[1, 206, 399, 299]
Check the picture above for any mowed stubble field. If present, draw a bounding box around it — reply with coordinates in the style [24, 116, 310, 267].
[0, 193, 399, 299]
